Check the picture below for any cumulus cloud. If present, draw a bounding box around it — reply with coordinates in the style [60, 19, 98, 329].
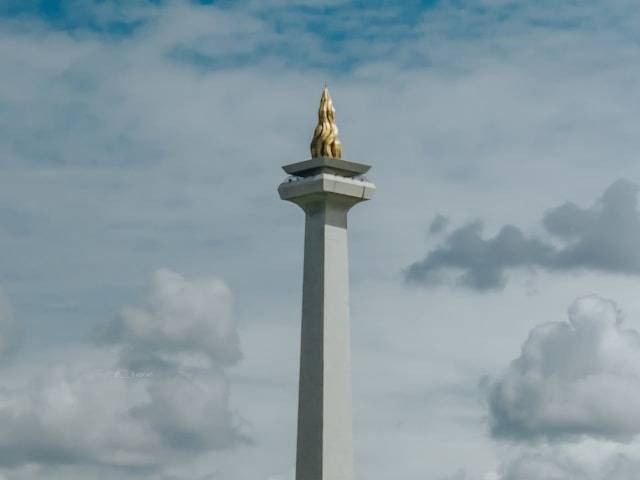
[407, 180, 640, 290]
[0, 269, 242, 471]
[0, 364, 159, 468]
[486, 295, 640, 442]
[99, 268, 242, 372]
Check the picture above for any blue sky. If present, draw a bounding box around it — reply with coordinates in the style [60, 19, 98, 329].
[3, 1, 640, 479]
[0, 0, 437, 69]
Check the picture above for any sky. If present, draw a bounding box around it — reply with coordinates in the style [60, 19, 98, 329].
[2, 0, 640, 478]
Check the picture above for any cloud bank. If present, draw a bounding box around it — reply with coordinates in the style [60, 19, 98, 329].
[407, 180, 640, 290]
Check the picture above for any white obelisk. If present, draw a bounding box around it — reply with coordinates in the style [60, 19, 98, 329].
[278, 87, 375, 480]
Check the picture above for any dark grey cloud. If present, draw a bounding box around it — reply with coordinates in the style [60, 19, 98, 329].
[429, 214, 450, 235]
[407, 222, 555, 290]
[407, 180, 640, 290]
[548, 179, 640, 272]
[486, 295, 640, 443]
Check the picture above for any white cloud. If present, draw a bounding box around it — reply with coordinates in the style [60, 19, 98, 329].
[484, 295, 640, 479]
[102, 268, 242, 370]
[0, 363, 158, 468]
[487, 295, 640, 442]
[0, 269, 242, 473]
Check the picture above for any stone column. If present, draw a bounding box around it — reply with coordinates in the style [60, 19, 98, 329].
[279, 157, 375, 480]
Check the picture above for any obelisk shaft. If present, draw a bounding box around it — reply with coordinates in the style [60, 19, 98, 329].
[296, 197, 354, 480]
[279, 163, 374, 480]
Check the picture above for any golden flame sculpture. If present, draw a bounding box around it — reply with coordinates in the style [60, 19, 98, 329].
[310, 86, 342, 159]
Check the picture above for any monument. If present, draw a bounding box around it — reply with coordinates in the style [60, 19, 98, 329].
[278, 87, 376, 480]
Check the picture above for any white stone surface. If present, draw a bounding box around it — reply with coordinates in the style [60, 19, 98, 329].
[279, 170, 375, 480]
[279, 173, 375, 203]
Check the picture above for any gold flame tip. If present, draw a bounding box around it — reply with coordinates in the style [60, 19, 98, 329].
[310, 85, 342, 159]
